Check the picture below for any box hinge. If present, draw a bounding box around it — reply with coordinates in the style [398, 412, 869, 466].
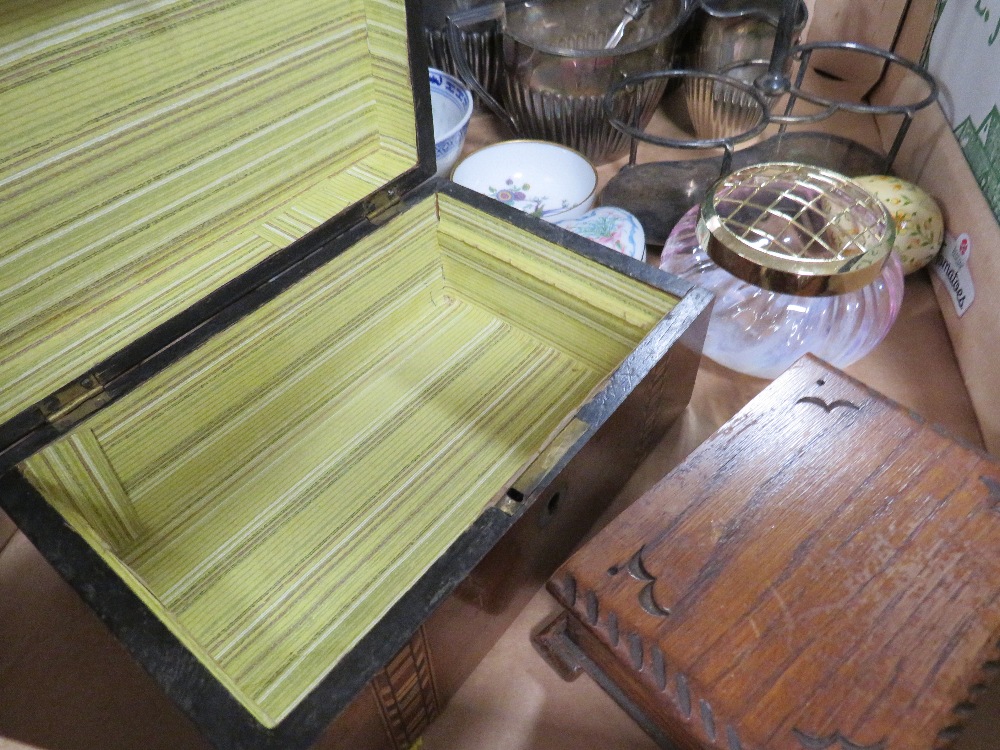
[365, 187, 404, 225]
[39, 374, 110, 431]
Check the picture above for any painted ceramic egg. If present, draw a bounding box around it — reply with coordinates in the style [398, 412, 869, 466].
[555, 207, 646, 261]
[854, 175, 945, 275]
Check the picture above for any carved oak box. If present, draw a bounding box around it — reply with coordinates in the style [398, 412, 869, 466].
[539, 356, 1000, 750]
[0, 1, 711, 748]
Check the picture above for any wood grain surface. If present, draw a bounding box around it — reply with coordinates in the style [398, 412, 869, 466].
[547, 356, 1000, 750]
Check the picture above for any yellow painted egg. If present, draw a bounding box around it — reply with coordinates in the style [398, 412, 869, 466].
[854, 175, 945, 275]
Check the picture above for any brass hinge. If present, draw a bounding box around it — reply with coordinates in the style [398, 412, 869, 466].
[39, 374, 110, 431]
[365, 187, 404, 225]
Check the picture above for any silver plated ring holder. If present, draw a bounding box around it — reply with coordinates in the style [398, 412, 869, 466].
[599, 0, 940, 246]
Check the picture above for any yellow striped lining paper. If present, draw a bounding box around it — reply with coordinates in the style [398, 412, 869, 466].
[22, 193, 679, 725]
[0, 0, 416, 426]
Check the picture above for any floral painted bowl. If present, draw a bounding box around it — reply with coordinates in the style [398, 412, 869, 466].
[451, 140, 598, 222]
[556, 207, 647, 261]
[430, 67, 474, 178]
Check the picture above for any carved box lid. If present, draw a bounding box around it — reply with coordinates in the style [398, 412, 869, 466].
[548, 356, 1000, 750]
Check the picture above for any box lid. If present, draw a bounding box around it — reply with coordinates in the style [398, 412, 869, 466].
[0, 0, 434, 450]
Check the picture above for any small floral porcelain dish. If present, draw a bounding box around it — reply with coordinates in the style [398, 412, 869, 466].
[430, 67, 474, 178]
[450, 140, 598, 222]
[854, 175, 945, 274]
[556, 207, 647, 261]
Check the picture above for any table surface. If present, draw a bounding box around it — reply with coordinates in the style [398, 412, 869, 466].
[0, 100, 988, 750]
[420, 104, 994, 750]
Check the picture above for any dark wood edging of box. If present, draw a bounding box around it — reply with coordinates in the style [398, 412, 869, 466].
[0, 177, 713, 749]
[0, 2, 721, 743]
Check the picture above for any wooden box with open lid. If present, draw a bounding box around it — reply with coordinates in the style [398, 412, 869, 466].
[0, 0, 710, 747]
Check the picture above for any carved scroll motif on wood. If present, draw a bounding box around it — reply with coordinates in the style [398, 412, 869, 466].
[794, 374, 863, 415]
[606, 546, 670, 618]
[567, 577, 748, 750]
[795, 396, 861, 413]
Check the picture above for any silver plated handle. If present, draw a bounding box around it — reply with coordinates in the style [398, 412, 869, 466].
[446, 4, 518, 135]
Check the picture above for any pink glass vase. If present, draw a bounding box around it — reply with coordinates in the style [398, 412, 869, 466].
[661, 205, 905, 379]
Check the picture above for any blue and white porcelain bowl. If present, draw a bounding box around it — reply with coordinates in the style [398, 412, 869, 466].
[451, 139, 598, 222]
[430, 67, 473, 178]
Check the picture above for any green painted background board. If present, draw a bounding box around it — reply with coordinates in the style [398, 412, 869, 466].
[927, 0, 1000, 227]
